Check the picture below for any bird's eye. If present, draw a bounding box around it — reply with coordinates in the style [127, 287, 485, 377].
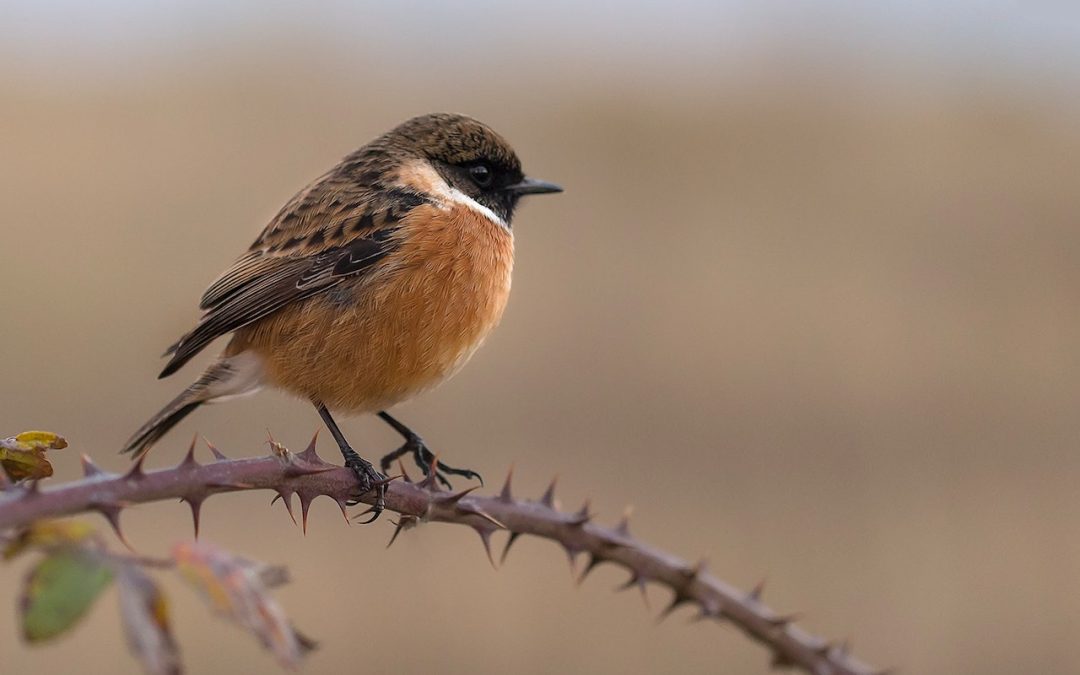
[468, 163, 493, 188]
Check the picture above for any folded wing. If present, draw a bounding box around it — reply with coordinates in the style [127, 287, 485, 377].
[159, 229, 397, 378]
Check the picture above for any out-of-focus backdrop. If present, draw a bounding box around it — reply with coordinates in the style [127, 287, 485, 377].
[3, 2, 1080, 673]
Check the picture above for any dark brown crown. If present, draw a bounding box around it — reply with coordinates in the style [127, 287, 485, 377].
[385, 113, 522, 174]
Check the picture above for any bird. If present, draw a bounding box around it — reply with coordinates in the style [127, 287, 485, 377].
[121, 113, 562, 521]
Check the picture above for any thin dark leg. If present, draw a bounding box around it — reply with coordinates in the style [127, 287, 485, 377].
[376, 411, 482, 488]
[315, 402, 385, 523]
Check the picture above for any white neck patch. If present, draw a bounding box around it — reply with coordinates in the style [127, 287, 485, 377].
[445, 187, 509, 230]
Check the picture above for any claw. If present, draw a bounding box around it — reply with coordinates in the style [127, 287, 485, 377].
[342, 449, 388, 524]
[376, 424, 483, 491]
[352, 504, 383, 525]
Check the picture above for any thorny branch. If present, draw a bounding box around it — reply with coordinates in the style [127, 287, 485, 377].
[0, 436, 884, 675]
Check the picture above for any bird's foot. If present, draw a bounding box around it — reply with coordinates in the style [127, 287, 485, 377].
[341, 447, 387, 523]
[379, 434, 482, 490]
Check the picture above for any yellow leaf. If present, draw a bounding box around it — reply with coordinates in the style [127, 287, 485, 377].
[4, 520, 98, 560]
[0, 431, 67, 481]
[10, 431, 68, 452]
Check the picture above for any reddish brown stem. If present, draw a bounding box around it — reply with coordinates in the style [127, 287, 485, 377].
[0, 439, 882, 675]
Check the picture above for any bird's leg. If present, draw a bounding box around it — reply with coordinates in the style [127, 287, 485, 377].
[376, 411, 482, 489]
[315, 402, 386, 523]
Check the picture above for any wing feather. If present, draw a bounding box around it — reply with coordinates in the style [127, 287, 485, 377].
[159, 229, 397, 378]
[198, 252, 268, 310]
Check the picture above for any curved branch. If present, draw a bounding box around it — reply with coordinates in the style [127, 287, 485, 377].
[0, 437, 883, 675]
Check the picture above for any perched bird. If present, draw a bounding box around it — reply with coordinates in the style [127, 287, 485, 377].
[121, 113, 562, 520]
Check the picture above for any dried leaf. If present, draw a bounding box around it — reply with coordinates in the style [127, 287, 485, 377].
[4, 520, 98, 560]
[21, 550, 112, 641]
[0, 431, 66, 480]
[172, 541, 311, 668]
[116, 566, 181, 675]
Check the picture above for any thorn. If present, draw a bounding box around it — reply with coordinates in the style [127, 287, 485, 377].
[474, 526, 497, 569]
[297, 431, 321, 463]
[539, 476, 558, 509]
[334, 497, 350, 524]
[436, 485, 481, 506]
[766, 612, 801, 629]
[93, 502, 134, 551]
[500, 531, 521, 564]
[681, 558, 708, 582]
[658, 591, 693, 623]
[617, 572, 650, 609]
[562, 543, 582, 576]
[299, 493, 314, 534]
[125, 449, 149, 479]
[577, 554, 605, 585]
[568, 499, 592, 526]
[498, 464, 514, 503]
[182, 496, 203, 538]
[179, 435, 200, 469]
[615, 506, 633, 537]
[749, 578, 766, 602]
[386, 522, 405, 548]
[204, 438, 228, 462]
[456, 501, 505, 529]
[386, 514, 418, 548]
[80, 454, 105, 478]
[273, 490, 297, 526]
[396, 458, 411, 484]
[371, 474, 401, 489]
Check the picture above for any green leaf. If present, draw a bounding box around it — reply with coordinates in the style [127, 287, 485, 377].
[21, 550, 113, 642]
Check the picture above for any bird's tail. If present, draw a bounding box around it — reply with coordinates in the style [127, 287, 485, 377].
[120, 391, 203, 458]
[120, 352, 265, 458]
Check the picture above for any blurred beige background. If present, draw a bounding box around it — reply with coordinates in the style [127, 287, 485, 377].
[3, 2, 1080, 673]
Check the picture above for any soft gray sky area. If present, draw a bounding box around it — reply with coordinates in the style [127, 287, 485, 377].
[4, 1, 1080, 85]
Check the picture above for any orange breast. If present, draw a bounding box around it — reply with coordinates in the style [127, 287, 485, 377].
[229, 204, 514, 412]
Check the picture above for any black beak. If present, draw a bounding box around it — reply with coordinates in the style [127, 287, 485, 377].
[506, 176, 563, 195]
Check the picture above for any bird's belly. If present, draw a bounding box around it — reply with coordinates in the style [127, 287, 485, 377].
[233, 225, 513, 412]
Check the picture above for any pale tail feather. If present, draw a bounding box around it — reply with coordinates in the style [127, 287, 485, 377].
[121, 352, 264, 457]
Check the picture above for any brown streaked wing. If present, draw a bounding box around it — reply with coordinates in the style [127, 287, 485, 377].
[199, 167, 372, 311]
[199, 251, 268, 311]
[159, 229, 397, 379]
